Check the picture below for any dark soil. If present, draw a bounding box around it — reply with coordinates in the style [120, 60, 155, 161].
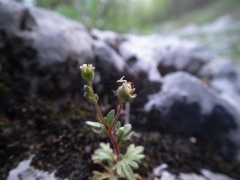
[0, 61, 239, 180]
[1, 94, 240, 180]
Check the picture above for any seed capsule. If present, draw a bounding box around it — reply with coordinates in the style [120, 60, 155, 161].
[116, 76, 136, 102]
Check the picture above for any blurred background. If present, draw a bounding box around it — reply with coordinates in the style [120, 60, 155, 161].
[19, 0, 240, 62]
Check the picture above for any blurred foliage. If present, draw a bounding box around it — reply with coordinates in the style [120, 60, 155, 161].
[31, 0, 240, 33]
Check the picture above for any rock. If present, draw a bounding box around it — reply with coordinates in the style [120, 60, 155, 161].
[90, 40, 129, 94]
[145, 72, 240, 157]
[199, 59, 240, 94]
[197, 59, 240, 159]
[93, 40, 126, 73]
[201, 169, 235, 180]
[29, 6, 94, 66]
[92, 31, 212, 82]
[117, 34, 212, 81]
[91, 29, 126, 50]
[7, 156, 61, 180]
[0, 0, 94, 66]
[152, 164, 235, 180]
[0, 0, 94, 98]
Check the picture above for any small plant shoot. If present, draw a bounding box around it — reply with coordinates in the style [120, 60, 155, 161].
[80, 64, 144, 180]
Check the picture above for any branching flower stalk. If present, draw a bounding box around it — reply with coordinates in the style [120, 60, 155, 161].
[80, 64, 144, 180]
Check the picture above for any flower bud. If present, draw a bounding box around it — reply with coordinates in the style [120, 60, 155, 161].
[83, 85, 92, 93]
[116, 76, 137, 102]
[89, 97, 96, 104]
[80, 64, 95, 83]
[84, 92, 90, 99]
[94, 94, 99, 102]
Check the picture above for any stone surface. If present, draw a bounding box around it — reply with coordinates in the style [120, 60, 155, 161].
[152, 164, 235, 180]
[145, 72, 240, 157]
[7, 156, 61, 180]
[118, 35, 212, 81]
[91, 28, 126, 50]
[0, 0, 94, 66]
[93, 40, 126, 73]
[0, 0, 95, 98]
[199, 59, 240, 94]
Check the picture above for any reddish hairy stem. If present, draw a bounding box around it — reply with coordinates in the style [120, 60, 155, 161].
[108, 128, 120, 157]
[110, 102, 123, 132]
[108, 102, 123, 156]
[90, 83, 123, 157]
[94, 101, 122, 157]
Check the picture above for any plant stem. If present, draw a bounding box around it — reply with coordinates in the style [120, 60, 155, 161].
[89, 83, 122, 157]
[94, 101, 121, 157]
[109, 102, 123, 157]
[110, 102, 123, 132]
[89, 83, 109, 130]
[108, 127, 120, 157]
[93, 102, 109, 130]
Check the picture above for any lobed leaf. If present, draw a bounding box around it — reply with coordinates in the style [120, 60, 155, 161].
[124, 144, 145, 163]
[112, 144, 144, 180]
[109, 176, 118, 180]
[92, 143, 115, 164]
[91, 171, 113, 180]
[113, 158, 136, 180]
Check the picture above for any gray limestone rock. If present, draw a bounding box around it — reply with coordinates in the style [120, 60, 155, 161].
[199, 59, 240, 94]
[145, 72, 240, 157]
[152, 164, 235, 180]
[93, 40, 126, 72]
[0, 0, 94, 97]
[7, 157, 62, 180]
[118, 35, 213, 81]
[0, 0, 94, 67]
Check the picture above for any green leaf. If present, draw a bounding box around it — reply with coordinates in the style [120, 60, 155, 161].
[85, 121, 101, 128]
[92, 143, 115, 165]
[113, 158, 135, 180]
[124, 144, 145, 163]
[92, 124, 106, 134]
[91, 171, 112, 180]
[112, 144, 144, 180]
[123, 124, 132, 134]
[85, 121, 106, 134]
[118, 127, 125, 140]
[109, 176, 118, 180]
[115, 121, 121, 132]
[123, 131, 134, 141]
[116, 124, 133, 143]
[104, 110, 115, 126]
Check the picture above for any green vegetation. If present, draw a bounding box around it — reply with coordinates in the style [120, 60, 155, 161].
[156, 0, 240, 31]
[80, 64, 144, 180]
[31, 0, 240, 34]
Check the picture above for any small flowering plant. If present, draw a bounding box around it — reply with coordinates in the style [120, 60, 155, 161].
[80, 64, 144, 180]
